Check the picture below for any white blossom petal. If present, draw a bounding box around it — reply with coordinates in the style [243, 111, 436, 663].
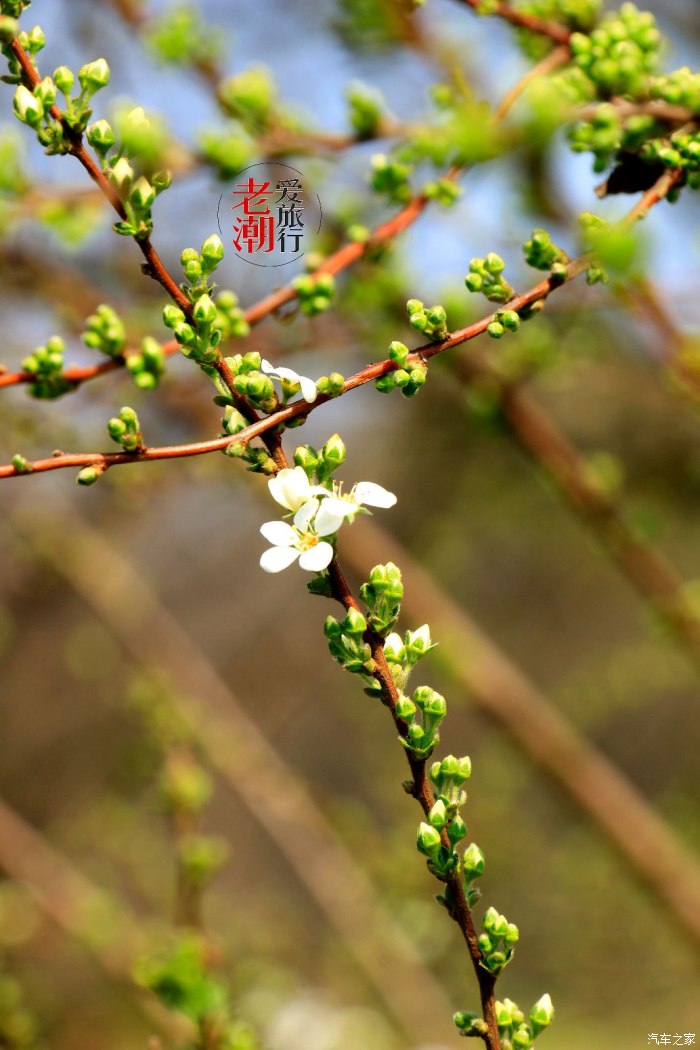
[260, 520, 297, 546]
[268, 466, 312, 511]
[299, 541, 334, 572]
[260, 546, 300, 573]
[354, 481, 397, 508]
[294, 498, 319, 533]
[412, 624, 431, 647]
[299, 375, 318, 403]
[313, 501, 347, 537]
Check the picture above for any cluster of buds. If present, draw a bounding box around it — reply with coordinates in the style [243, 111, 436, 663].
[375, 340, 427, 398]
[370, 153, 413, 204]
[523, 228, 569, 281]
[465, 253, 513, 303]
[107, 406, 142, 453]
[570, 5, 660, 99]
[359, 562, 403, 637]
[13, 50, 111, 154]
[455, 993, 554, 1046]
[406, 299, 448, 342]
[125, 336, 166, 390]
[291, 272, 335, 316]
[108, 153, 172, 239]
[82, 304, 126, 357]
[21, 335, 73, 399]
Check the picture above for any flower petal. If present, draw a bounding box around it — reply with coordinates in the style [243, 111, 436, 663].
[299, 375, 318, 403]
[268, 466, 310, 511]
[354, 481, 397, 508]
[260, 546, 300, 573]
[313, 501, 347, 537]
[260, 520, 297, 546]
[299, 541, 334, 572]
[272, 365, 301, 383]
[294, 498, 319, 533]
[260, 359, 276, 376]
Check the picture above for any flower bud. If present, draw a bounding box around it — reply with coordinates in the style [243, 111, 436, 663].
[428, 799, 448, 830]
[322, 432, 346, 469]
[344, 607, 367, 637]
[462, 842, 485, 881]
[130, 176, 155, 210]
[78, 57, 110, 94]
[192, 294, 217, 327]
[201, 233, 224, 266]
[512, 1026, 532, 1048]
[34, 76, 56, 107]
[395, 694, 416, 721]
[109, 157, 134, 193]
[13, 84, 43, 126]
[77, 465, 101, 486]
[529, 993, 554, 1034]
[416, 821, 442, 858]
[163, 304, 185, 329]
[86, 118, 115, 153]
[53, 65, 74, 95]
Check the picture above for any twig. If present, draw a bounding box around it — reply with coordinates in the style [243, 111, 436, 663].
[14, 507, 458, 1045]
[340, 519, 700, 948]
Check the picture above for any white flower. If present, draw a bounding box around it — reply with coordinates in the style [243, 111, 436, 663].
[261, 358, 317, 403]
[260, 498, 337, 573]
[268, 466, 327, 513]
[312, 480, 397, 535]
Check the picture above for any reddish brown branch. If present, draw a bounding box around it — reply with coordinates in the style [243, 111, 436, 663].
[458, 0, 572, 45]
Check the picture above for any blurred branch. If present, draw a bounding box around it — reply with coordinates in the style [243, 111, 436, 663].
[451, 348, 700, 672]
[340, 519, 700, 949]
[12, 506, 457, 1046]
[0, 794, 190, 1042]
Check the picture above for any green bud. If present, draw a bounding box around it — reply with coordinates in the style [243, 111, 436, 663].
[192, 294, 217, 327]
[322, 432, 346, 468]
[462, 842, 485, 881]
[78, 57, 110, 93]
[512, 1026, 532, 1048]
[453, 1011, 478, 1032]
[86, 118, 115, 153]
[53, 65, 74, 95]
[428, 799, 448, 830]
[77, 465, 101, 486]
[13, 84, 43, 126]
[529, 994, 554, 1034]
[395, 694, 416, 721]
[130, 176, 156, 210]
[201, 233, 224, 266]
[109, 156, 134, 192]
[416, 821, 442, 858]
[163, 304, 185, 329]
[504, 923, 520, 946]
[487, 321, 505, 339]
[34, 76, 56, 107]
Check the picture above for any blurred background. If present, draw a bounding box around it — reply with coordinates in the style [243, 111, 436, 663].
[1, 1, 700, 1047]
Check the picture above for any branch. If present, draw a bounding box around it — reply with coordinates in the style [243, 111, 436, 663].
[458, 0, 572, 46]
[340, 519, 700, 948]
[15, 505, 457, 1045]
[0, 259, 590, 479]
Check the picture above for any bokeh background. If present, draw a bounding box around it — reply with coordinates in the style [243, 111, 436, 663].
[1, 1, 700, 1048]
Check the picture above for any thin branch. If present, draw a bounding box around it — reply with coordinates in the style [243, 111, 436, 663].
[0, 795, 190, 1042]
[340, 519, 700, 949]
[0, 258, 591, 479]
[14, 507, 458, 1045]
[457, 0, 572, 46]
